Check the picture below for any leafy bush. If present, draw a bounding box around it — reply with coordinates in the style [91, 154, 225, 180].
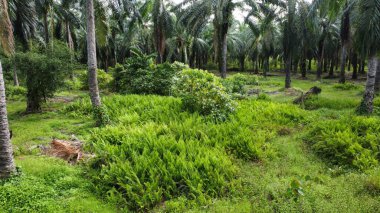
[333, 83, 360, 90]
[305, 116, 380, 170]
[87, 123, 236, 211]
[223, 73, 259, 94]
[172, 69, 237, 121]
[5, 85, 27, 99]
[15, 52, 67, 112]
[112, 51, 187, 95]
[78, 69, 113, 91]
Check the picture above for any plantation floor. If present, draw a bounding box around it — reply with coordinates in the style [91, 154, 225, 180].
[3, 75, 380, 212]
[190, 135, 379, 212]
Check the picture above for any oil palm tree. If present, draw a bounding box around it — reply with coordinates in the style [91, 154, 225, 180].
[282, 0, 299, 88]
[0, 0, 16, 178]
[35, 0, 54, 44]
[86, 0, 102, 111]
[356, 0, 380, 114]
[179, 0, 238, 78]
[152, 0, 173, 63]
[246, 2, 278, 77]
[9, 0, 37, 50]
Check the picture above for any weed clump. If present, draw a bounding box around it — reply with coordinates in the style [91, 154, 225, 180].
[333, 83, 360, 90]
[305, 116, 380, 170]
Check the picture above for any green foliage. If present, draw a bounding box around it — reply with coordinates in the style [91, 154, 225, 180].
[61, 94, 311, 211]
[333, 83, 360, 90]
[78, 69, 113, 91]
[14, 52, 67, 112]
[87, 124, 236, 211]
[223, 73, 259, 94]
[112, 51, 187, 95]
[172, 68, 237, 121]
[5, 85, 27, 99]
[305, 116, 380, 170]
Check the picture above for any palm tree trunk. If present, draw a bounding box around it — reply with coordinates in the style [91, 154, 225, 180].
[329, 59, 334, 78]
[86, 0, 101, 108]
[339, 43, 348, 83]
[285, 57, 292, 88]
[217, 26, 228, 78]
[351, 53, 358, 80]
[301, 58, 306, 78]
[358, 56, 378, 114]
[317, 43, 324, 80]
[375, 59, 380, 93]
[0, 61, 16, 178]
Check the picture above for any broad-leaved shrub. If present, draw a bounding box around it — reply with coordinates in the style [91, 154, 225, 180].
[172, 69, 237, 121]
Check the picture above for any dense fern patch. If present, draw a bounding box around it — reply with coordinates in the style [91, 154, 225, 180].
[64, 95, 310, 210]
[305, 116, 380, 170]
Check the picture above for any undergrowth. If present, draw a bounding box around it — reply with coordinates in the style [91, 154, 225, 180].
[305, 116, 380, 170]
[64, 95, 309, 211]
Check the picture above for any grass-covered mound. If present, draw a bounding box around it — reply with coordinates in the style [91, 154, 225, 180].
[305, 116, 380, 170]
[64, 94, 309, 210]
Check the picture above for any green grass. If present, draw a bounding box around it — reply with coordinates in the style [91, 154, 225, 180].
[3, 74, 380, 212]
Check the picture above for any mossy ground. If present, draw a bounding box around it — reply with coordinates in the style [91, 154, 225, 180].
[2, 74, 380, 212]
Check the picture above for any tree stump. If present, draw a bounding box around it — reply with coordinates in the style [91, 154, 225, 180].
[293, 86, 322, 104]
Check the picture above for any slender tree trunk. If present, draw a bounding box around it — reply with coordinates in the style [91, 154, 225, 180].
[86, 0, 101, 108]
[43, 13, 50, 44]
[285, 57, 292, 88]
[339, 2, 350, 83]
[358, 56, 378, 114]
[66, 22, 74, 51]
[375, 59, 380, 93]
[352, 53, 358, 80]
[339, 43, 348, 83]
[0, 62, 16, 178]
[301, 58, 306, 78]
